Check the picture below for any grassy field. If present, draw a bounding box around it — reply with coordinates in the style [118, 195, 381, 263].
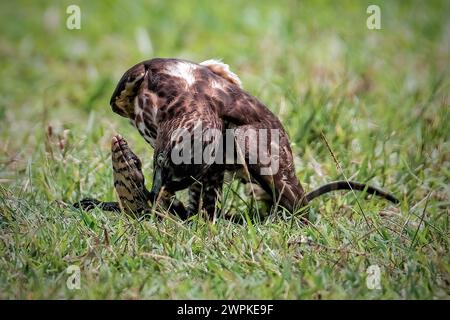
[0, 0, 449, 299]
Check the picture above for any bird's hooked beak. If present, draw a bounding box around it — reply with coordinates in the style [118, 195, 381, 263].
[149, 167, 163, 203]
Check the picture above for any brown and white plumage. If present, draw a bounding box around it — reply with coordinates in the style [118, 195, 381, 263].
[109, 58, 302, 216]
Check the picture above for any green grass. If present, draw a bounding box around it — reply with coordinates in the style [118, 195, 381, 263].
[0, 0, 449, 299]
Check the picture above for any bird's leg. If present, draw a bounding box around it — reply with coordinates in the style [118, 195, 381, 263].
[155, 189, 189, 220]
[201, 167, 224, 219]
[186, 181, 203, 217]
[185, 168, 224, 220]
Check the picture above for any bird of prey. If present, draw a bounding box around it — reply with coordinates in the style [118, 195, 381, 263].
[109, 58, 306, 218]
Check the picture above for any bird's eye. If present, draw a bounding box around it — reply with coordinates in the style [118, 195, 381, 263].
[156, 153, 166, 167]
[135, 158, 142, 170]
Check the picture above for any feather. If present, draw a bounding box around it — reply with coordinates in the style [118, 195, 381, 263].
[200, 59, 243, 88]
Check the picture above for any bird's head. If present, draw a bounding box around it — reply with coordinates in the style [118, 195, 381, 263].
[110, 63, 148, 119]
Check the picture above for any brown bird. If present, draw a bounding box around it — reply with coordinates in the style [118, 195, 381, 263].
[107, 58, 398, 220]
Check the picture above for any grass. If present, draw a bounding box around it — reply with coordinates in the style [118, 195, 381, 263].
[0, 0, 449, 299]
